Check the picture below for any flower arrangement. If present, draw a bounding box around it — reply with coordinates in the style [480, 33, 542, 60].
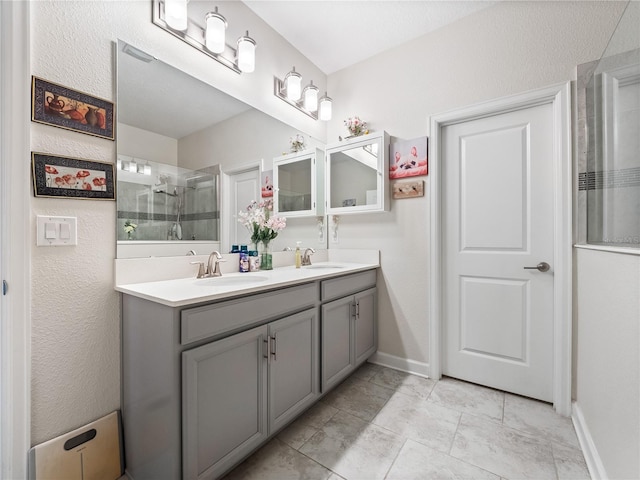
[238, 199, 286, 247]
[124, 219, 137, 239]
[290, 134, 305, 153]
[344, 116, 368, 137]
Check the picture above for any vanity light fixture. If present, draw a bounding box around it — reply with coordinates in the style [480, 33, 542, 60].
[274, 70, 332, 121]
[303, 81, 319, 112]
[237, 31, 256, 73]
[205, 7, 226, 54]
[152, 0, 256, 75]
[319, 92, 333, 121]
[164, 0, 188, 31]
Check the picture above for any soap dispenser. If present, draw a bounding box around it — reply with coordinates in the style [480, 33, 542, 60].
[295, 241, 302, 268]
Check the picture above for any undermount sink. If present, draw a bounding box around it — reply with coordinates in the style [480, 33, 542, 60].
[195, 275, 269, 286]
[304, 264, 346, 269]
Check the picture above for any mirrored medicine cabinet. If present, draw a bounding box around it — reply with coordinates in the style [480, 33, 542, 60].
[273, 147, 325, 218]
[325, 131, 390, 215]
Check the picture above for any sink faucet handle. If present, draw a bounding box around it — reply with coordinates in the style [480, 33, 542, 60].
[190, 261, 206, 279]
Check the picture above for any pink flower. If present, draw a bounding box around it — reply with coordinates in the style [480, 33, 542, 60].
[45, 165, 58, 175]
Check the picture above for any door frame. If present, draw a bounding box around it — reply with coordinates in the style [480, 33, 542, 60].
[0, 0, 31, 477]
[429, 83, 572, 415]
[221, 162, 261, 252]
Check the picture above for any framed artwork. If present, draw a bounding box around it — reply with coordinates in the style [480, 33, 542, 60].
[32, 152, 115, 200]
[389, 136, 428, 179]
[261, 170, 273, 198]
[31, 76, 115, 140]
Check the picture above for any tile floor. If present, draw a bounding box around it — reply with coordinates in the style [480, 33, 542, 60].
[223, 363, 590, 480]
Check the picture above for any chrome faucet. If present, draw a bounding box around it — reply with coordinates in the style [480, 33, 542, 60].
[206, 251, 224, 277]
[301, 247, 315, 266]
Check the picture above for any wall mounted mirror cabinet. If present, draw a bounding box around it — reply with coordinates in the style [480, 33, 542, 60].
[273, 147, 325, 218]
[325, 131, 389, 215]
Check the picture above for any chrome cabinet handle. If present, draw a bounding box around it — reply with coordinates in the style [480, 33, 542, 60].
[524, 262, 550, 272]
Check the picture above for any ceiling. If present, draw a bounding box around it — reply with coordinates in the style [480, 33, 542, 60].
[243, 1, 496, 74]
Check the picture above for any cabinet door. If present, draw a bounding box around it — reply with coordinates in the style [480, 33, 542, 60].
[273, 148, 323, 217]
[325, 131, 389, 215]
[321, 296, 355, 391]
[355, 287, 377, 365]
[268, 308, 319, 433]
[182, 325, 268, 480]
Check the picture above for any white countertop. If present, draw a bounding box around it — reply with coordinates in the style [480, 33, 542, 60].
[115, 251, 379, 307]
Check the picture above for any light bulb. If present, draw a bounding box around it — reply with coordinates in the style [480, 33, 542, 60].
[164, 0, 188, 31]
[205, 8, 226, 54]
[303, 81, 319, 112]
[319, 93, 332, 121]
[237, 31, 256, 73]
[285, 67, 302, 102]
[128, 160, 137, 173]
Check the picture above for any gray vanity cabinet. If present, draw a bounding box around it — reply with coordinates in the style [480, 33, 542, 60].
[320, 271, 378, 391]
[182, 324, 268, 480]
[182, 308, 319, 480]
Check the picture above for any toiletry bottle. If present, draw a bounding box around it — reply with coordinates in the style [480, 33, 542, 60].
[295, 241, 302, 268]
[239, 251, 249, 272]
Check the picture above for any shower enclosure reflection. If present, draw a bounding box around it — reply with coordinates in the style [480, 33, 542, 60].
[117, 156, 219, 243]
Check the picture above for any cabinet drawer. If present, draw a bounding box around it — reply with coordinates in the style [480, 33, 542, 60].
[181, 283, 318, 346]
[320, 270, 377, 302]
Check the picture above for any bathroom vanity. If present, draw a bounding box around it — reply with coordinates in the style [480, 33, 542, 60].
[116, 258, 378, 480]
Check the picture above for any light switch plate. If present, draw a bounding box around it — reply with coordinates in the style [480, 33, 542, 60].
[37, 215, 77, 246]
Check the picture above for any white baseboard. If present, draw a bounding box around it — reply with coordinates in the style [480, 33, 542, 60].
[368, 352, 430, 378]
[572, 401, 607, 480]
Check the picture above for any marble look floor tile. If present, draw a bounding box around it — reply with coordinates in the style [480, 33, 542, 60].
[350, 362, 383, 381]
[322, 377, 394, 422]
[299, 410, 404, 480]
[298, 401, 340, 429]
[503, 394, 580, 448]
[373, 391, 461, 453]
[223, 438, 332, 480]
[369, 367, 436, 400]
[450, 414, 557, 479]
[327, 473, 346, 480]
[278, 421, 319, 450]
[552, 442, 591, 480]
[428, 376, 505, 421]
[278, 402, 339, 450]
[386, 439, 500, 480]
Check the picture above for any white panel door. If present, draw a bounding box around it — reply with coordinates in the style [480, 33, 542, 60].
[228, 168, 259, 247]
[442, 102, 554, 402]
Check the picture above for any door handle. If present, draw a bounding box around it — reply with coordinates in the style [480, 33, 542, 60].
[524, 262, 550, 272]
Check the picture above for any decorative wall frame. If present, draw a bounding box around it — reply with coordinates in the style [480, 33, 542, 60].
[31, 76, 115, 140]
[32, 152, 115, 200]
[389, 136, 428, 179]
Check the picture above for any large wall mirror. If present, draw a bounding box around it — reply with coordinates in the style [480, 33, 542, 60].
[116, 40, 327, 258]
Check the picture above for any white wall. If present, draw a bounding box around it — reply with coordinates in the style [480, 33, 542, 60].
[575, 249, 639, 479]
[118, 123, 178, 166]
[29, 0, 326, 445]
[327, 0, 626, 368]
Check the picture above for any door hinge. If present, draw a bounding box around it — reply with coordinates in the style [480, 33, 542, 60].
[2, 280, 7, 295]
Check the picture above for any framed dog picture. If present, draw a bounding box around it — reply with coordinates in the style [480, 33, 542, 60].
[31, 152, 115, 200]
[389, 136, 428, 179]
[31, 76, 115, 140]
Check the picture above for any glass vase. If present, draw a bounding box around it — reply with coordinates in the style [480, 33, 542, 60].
[259, 241, 273, 270]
